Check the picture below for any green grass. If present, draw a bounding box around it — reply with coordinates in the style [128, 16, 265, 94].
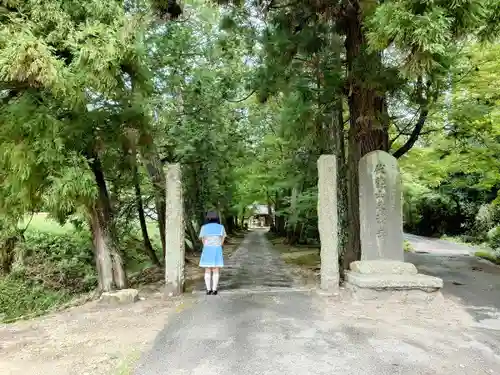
[403, 240, 414, 252]
[19, 213, 76, 234]
[441, 234, 492, 252]
[284, 252, 320, 267]
[280, 249, 320, 267]
[266, 234, 321, 268]
[475, 251, 500, 265]
[0, 277, 73, 322]
[440, 234, 468, 245]
[113, 351, 141, 375]
[123, 219, 163, 274]
[1, 215, 95, 322]
[2, 213, 163, 323]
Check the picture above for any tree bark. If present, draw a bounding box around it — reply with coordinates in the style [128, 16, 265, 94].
[286, 186, 299, 243]
[392, 108, 429, 159]
[133, 158, 161, 266]
[274, 192, 287, 236]
[267, 192, 275, 231]
[0, 234, 19, 275]
[226, 215, 236, 234]
[144, 158, 167, 260]
[89, 206, 114, 292]
[332, 102, 349, 277]
[239, 206, 247, 229]
[185, 213, 201, 253]
[88, 153, 127, 291]
[343, 0, 389, 269]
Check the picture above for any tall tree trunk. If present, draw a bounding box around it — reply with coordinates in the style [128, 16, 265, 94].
[274, 192, 287, 236]
[343, 0, 389, 270]
[88, 153, 127, 290]
[267, 192, 275, 231]
[195, 164, 208, 226]
[126, 65, 167, 260]
[286, 187, 300, 244]
[240, 206, 247, 229]
[328, 101, 349, 277]
[185, 212, 201, 253]
[144, 158, 166, 259]
[181, 164, 202, 252]
[335, 114, 348, 275]
[89, 206, 114, 291]
[0, 234, 20, 275]
[133, 158, 161, 266]
[226, 215, 236, 234]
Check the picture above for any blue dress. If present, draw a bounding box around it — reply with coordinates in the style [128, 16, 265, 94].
[199, 223, 225, 268]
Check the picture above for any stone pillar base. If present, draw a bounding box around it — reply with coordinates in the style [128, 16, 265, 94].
[345, 260, 443, 302]
[345, 283, 444, 303]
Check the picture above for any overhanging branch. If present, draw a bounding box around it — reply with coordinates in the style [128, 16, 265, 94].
[391, 107, 429, 159]
[225, 89, 256, 103]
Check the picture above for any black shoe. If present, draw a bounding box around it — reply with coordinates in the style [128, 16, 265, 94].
[206, 290, 213, 295]
[212, 290, 218, 295]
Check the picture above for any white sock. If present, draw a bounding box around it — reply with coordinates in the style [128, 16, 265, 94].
[204, 271, 211, 291]
[212, 271, 220, 291]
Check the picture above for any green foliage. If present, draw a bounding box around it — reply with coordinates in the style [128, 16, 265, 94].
[13, 229, 97, 293]
[474, 251, 500, 265]
[403, 240, 413, 252]
[227, 0, 500, 252]
[486, 226, 500, 250]
[0, 277, 72, 323]
[400, 41, 500, 247]
[1, 0, 500, 315]
[282, 251, 320, 268]
[0, 218, 95, 322]
[0, 0, 259, 303]
[0, 213, 168, 320]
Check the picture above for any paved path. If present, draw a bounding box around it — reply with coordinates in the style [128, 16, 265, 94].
[405, 234, 500, 333]
[404, 233, 477, 256]
[134, 231, 500, 375]
[195, 230, 296, 291]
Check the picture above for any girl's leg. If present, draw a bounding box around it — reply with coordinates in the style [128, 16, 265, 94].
[204, 268, 212, 292]
[212, 267, 220, 293]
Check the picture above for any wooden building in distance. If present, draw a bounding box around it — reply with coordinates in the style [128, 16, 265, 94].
[248, 203, 273, 228]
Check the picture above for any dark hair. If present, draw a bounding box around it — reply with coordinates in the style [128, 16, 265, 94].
[205, 210, 220, 224]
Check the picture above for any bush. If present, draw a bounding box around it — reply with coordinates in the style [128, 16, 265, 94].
[0, 217, 160, 322]
[405, 194, 459, 236]
[0, 228, 97, 322]
[12, 229, 97, 293]
[475, 250, 500, 265]
[486, 226, 500, 250]
[403, 240, 413, 252]
[0, 277, 72, 322]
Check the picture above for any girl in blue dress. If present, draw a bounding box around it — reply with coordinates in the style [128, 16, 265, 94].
[199, 211, 226, 295]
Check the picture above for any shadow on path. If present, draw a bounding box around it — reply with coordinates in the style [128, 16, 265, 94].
[195, 230, 296, 291]
[133, 232, 500, 375]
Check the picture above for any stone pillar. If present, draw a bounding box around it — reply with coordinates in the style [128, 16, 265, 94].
[358, 151, 403, 261]
[317, 155, 339, 293]
[164, 163, 185, 296]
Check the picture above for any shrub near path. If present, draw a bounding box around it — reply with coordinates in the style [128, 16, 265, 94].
[1, 217, 97, 322]
[0, 216, 247, 374]
[1, 213, 167, 322]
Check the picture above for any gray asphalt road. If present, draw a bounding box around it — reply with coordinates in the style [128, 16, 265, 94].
[404, 233, 476, 255]
[133, 290, 500, 375]
[134, 232, 500, 375]
[194, 229, 296, 291]
[405, 234, 500, 332]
